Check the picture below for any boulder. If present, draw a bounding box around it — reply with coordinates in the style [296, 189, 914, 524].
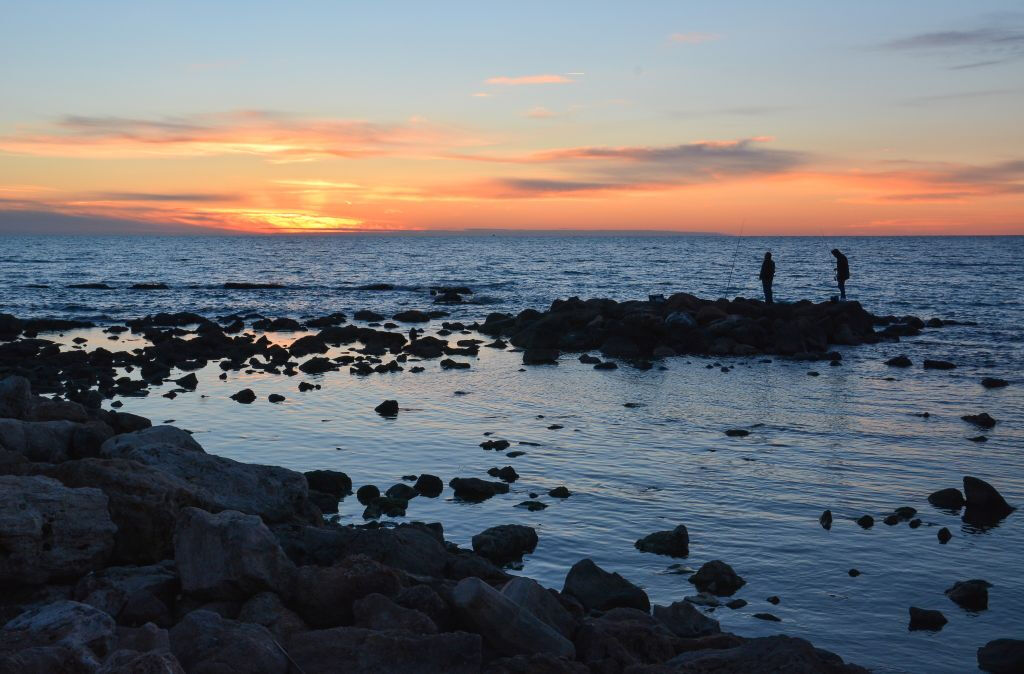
[981, 377, 1009, 389]
[472, 525, 538, 566]
[287, 626, 482, 674]
[962, 412, 997, 428]
[353, 592, 438, 634]
[908, 606, 947, 631]
[169, 610, 287, 674]
[449, 477, 509, 501]
[500, 577, 578, 639]
[452, 577, 575, 658]
[230, 388, 257, 404]
[290, 555, 402, 628]
[652, 600, 721, 638]
[375, 399, 399, 416]
[0, 418, 79, 462]
[0, 475, 116, 584]
[96, 650, 184, 673]
[414, 473, 444, 497]
[945, 579, 992, 611]
[963, 476, 1014, 523]
[923, 359, 956, 370]
[0, 600, 117, 671]
[0, 375, 32, 419]
[304, 469, 352, 497]
[237, 591, 307, 640]
[634, 524, 689, 557]
[573, 608, 677, 670]
[174, 507, 296, 600]
[523, 349, 559, 365]
[101, 427, 315, 524]
[74, 560, 179, 627]
[664, 635, 867, 672]
[562, 558, 650, 612]
[393, 310, 431, 323]
[689, 560, 746, 596]
[978, 639, 1024, 673]
[885, 355, 912, 367]
[487, 465, 519, 482]
[928, 487, 965, 509]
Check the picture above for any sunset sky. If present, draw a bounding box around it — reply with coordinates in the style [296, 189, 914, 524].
[1, 1, 1022, 235]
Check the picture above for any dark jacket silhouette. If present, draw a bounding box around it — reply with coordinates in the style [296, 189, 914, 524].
[759, 252, 775, 303]
[831, 249, 850, 299]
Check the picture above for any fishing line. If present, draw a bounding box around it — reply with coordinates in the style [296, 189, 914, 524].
[723, 219, 746, 297]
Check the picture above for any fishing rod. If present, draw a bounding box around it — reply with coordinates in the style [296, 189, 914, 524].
[723, 219, 746, 298]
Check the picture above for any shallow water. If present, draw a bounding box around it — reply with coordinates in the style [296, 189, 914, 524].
[3, 235, 1023, 672]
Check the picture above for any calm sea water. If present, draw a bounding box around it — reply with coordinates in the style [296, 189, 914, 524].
[2, 235, 1023, 673]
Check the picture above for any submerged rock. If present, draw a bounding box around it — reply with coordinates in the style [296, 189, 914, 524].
[923, 359, 956, 370]
[928, 487, 965, 509]
[962, 412, 997, 428]
[689, 560, 745, 596]
[472, 525, 538, 566]
[977, 638, 1024, 673]
[634, 525, 689, 557]
[908, 607, 947, 631]
[885, 355, 912, 367]
[981, 377, 1009, 389]
[374, 399, 399, 416]
[946, 579, 992, 611]
[820, 509, 833, 529]
[449, 477, 509, 501]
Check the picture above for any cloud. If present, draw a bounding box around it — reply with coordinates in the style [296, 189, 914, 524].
[881, 22, 1024, 68]
[92, 192, 238, 202]
[485, 74, 572, 85]
[901, 88, 1022, 105]
[0, 110, 475, 161]
[669, 32, 720, 44]
[0, 209, 228, 235]
[525, 106, 556, 119]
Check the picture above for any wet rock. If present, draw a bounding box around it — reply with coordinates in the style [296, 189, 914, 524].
[685, 592, 720, 607]
[885, 355, 912, 367]
[224, 282, 284, 289]
[963, 476, 1014, 523]
[453, 577, 575, 658]
[362, 495, 408, 519]
[962, 412, 997, 428]
[472, 524, 538, 566]
[946, 579, 992, 611]
[689, 560, 746, 596]
[908, 607, 947, 631]
[652, 600, 720, 638]
[304, 469, 351, 497]
[594, 361, 618, 370]
[287, 625, 482, 674]
[724, 428, 750, 437]
[298, 356, 336, 374]
[414, 473, 444, 497]
[289, 334, 329, 358]
[487, 465, 519, 482]
[174, 507, 296, 600]
[480, 439, 510, 451]
[651, 634, 868, 672]
[517, 500, 547, 511]
[374, 399, 398, 416]
[0, 375, 32, 418]
[977, 638, 1024, 673]
[929, 487, 965, 509]
[170, 609, 287, 674]
[353, 309, 385, 322]
[449, 477, 509, 501]
[562, 558, 650, 612]
[230, 388, 256, 404]
[938, 527, 952, 544]
[353, 592, 437, 634]
[73, 560, 178, 627]
[726, 598, 748, 608]
[981, 377, 1009, 389]
[573, 608, 677, 669]
[356, 484, 380, 505]
[820, 509, 833, 529]
[848, 569, 861, 577]
[393, 310, 431, 323]
[754, 612, 781, 621]
[548, 486, 571, 498]
[0, 600, 117, 671]
[856, 515, 875, 529]
[440, 358, 471, 369]
[290, 555, 402, 628]
[385, 483, 417, 501]
[923, 359, 956, 370]
[306, 312, 347, 328]
[500, 577, 577, 639]
[970, 435, 989, 442]
[0, 475, 116, 584]
[523, 348, 560, 365]
[634, 524, 689, 557]
[883, 514, 900, 526]
[308, 489, 339, 513]
[267, 393, 285, 403]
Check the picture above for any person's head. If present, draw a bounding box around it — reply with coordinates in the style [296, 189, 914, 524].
[831, 248, 841, 257]
[764, 251, 772, 260]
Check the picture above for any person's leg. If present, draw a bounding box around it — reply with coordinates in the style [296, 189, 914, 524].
[763, 279, 773, 304]
[838, 279, 846, 300]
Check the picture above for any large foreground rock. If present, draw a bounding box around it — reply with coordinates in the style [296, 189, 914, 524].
[664, 634, 868, 672]
[74, 560, 179, 627]
[963, 476, 1014, 524]
[287, 626, 482, 674]
[101, 426, 316, 523]
[500, 577, 578, 639]
[574, 608, 678, 669]
[978, 639, 1024, 673]
[0, 600, 117, 671]
[290, 555, 402, 628]
[653, 600, 721, 638]
[170, 610, 287, 674]
[452, 577, 575, 658]
[0, 475, 116, 584]
[174, 507, 296, 600]
[562, 558, 650, 612]
[0, 418, 79, 462]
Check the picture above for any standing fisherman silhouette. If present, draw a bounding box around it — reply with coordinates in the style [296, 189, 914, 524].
[831, 249, 850, 300]
[759, 252, 775, 304]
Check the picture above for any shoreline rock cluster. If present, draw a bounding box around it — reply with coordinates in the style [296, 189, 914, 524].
[0, 374, 883, 673]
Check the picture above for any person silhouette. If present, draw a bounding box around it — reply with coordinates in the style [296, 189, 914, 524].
[759, 252, 775, 304]
[831, 249, 850, 300]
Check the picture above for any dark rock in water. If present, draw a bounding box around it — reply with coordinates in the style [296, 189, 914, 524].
[963, 476, 1014, 523]
[230, 388, 256, 404]
[309, 489, 340, 513]
[754, 612, 781, 621]
[634, 525, 689, 558]
[414, 473, 443, 497]
[268, 393, 285, 403]
[970, 435, 989, 442]
[253, 316, 304, 331]
[929, 488, 965, 509]
[653, 600, 721, 638]
[665, 635, 865, 672]
[908, 607, 947, 631]
[962, 412, 997, 428]
[885, 355, 912, 367]
[689, 560, 745, 596]
[594, 361, 618, 370]
[849, 569, 861, 577]
[909, 518, 922, 528]
[386, 483, 417, 501]
[472, 524, 538, 566]
[938, 527, 952, 544]
[353, 309, 385, 322]
[726, 598, 748, 609]
[68, 282, 112, 289]
[363, 495, 408, 519]
[298, 381, 315, 392]
[579, 354, 601, 364]
[820, 509, 833, 529]
[485, 339, 507, 349]
[175, 372, 199, 390]
[977, 638, 1024, 673]
[724, 429, 749, 437]
[449, 477, 509, 501]
[981, 377, 1009, 389]
[305, 469, 352, 497]
[307, 312, 347, 327]
[487, 465, 519, 482]
[923, 359, 956, 370]
[359, 283, 395, 290]
[946, 579, 992, 611]
[517, 500, 547, 511]
[549, 486, 571, 498]
[356, 484, 380, 505]
[563, 558, 650, 612]
[224, 282, 284, 289]
[298, 356, 336, 374]
[506, 450, 526, 458]
[289, 334, 329, 357]
[893, 506, 917, 520]
[440, 358, 470, 370]
[131, 282, 169, 290]
[393, 310, 430, 323]
[480, 439, 510, 451]
[523, 348, 559, 365]
[767, 595, 780, 604]
[856, 515, 875, 529]
[375, 399, 399, 416]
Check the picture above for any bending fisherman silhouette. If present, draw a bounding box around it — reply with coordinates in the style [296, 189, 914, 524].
[759, 252, 775, 304]
[831, 249, 850, 300]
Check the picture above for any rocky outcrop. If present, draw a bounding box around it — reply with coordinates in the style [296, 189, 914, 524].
[500, 577, 578, 639]
[0, 600, 117, 671]
[562, 559, 650, 612]
[977, 639, 1024, 673]
[963, 476, 1014, 524]
[287, 626, 482, 674]
[0, 475, 116, 584]
[169, 609, 287, 673]
[290, 555, 402, 628]
[74, 560, 179, 627]
[472, 525, 538, 566]
[663, 634, 868, 672]
[652, 600, 721, 638]
[634, 524, 689, 557]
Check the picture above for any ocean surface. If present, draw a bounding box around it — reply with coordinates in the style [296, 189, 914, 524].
[3, 234, 1023, 673]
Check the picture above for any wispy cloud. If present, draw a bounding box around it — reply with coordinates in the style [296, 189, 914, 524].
[902, 88, 1021, 106]
[669, 32, 721, 44]
[881, 21, 1024, 69]
[91, 192, 238, 202]
[485, 74, 572, 85]
[525, 106, 556, 119]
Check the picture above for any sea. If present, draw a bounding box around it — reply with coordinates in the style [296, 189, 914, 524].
[2, 234, 1022, 673]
